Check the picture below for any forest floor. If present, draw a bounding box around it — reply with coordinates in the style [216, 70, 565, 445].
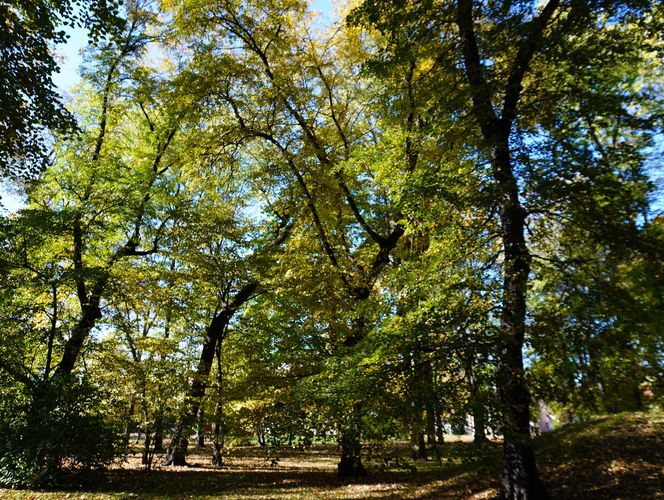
[1, 411, 662, 499]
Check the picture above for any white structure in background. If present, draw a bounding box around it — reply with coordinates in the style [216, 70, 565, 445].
[538, 400, 554, 433]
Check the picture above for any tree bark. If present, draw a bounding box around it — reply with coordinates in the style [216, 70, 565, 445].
[493, 130, 548, 500]
[196, 406, 205, 448]
[473, 402, 488, 445]
[55, 296, 103, 376]
[426, 400, 438, 457]
[125, 400, 135, 439]
[435, 405, 445, 447]
[153, 413, 164, 452]
[455, 1, 561, 496]
[165, 282, 258, 466]
[337, 416, 366, 477]
[212, 339, 225, 466]
[211, 403, 225, 466]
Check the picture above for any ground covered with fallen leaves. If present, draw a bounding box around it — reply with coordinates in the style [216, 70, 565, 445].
[1, 411, 662, 499]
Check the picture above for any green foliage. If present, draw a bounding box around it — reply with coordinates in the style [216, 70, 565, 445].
[0, 0, 662, 493]
[0, 0, 123, 178]
[0, 378, 126, 488]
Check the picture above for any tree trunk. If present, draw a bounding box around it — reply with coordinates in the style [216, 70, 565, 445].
[411, 427, 427, 462]
[337, 423, 366, 477]
[153, 413, 164, 452]
[165, 428, 188, 467]
[426, 401, 438, 457]
[473, 402, 488, 445]
[257, 426, 266, 447]
[211, 403, 225, 466]
[494, 142, 548, 500]
[55, 299, 103, 377]
[125, 400, 135, 439]
[466, 357, 488, 446]
[455, 0, 561, 495]
[435, 406, 445, 446]
[165, 282, 258, 466]
[141, 430, 152, 466]
[196, 406, 205, 448]
[212, 339, 225, 466]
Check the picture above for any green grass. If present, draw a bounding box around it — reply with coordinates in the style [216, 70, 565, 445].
[2, 411, 662, 499]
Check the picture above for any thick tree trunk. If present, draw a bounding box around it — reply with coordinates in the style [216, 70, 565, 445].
[55, 300, 103, 376]
[336, 319, 368, 477]
[164, 426, 188, 466]
[337, 424, 366, 477]
[473, 403, 488, 445]
[494, 141, 547, 500]
[165, 282, 258, 466]
[411, 426, 427, 461]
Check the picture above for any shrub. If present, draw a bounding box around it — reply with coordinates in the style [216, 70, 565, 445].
[0, 377, 127, 488]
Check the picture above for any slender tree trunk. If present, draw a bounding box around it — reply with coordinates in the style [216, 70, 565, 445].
[466, 357, 488, 446]
[256, 425, 266, 447]
[153, 413, 164, 452]
[426, 401, 438, 457]
[125, 400, 135, 439]
[494, 141, 547, 500]
[196, 406, 205, 448]
[141, 417, 151, 466]
[44, 284, 58, 380]
[455, 0, 561, 495]
[435, 401, 445, 447]
[212, 341, 225, 466]
[211, 403, 224, 466]
[164, 328, 220, 465]
[421, 360, 437, 456]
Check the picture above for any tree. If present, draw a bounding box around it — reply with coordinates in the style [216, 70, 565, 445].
[529, 214, 664, 415]
[0, 0, 122, 179]
[162, 0, 434, 474]
[350, 0, 661, 497]
[0, 6, 188, 483]
[159, 120, 298, 465]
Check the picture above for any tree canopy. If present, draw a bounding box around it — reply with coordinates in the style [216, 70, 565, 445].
[0, 1, 662, 499]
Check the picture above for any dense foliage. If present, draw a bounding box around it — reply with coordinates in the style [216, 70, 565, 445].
[0, 0, 661, 498]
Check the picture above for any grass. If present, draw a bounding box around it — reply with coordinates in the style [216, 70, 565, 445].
[1, 411, 662, 499]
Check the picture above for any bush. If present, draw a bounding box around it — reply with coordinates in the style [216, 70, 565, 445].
[0, 377, 126, 488]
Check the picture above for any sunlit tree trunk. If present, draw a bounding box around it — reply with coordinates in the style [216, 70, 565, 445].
[211, 340, 225, 466]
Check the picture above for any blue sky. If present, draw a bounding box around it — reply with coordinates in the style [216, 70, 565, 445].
[51, 0, 334, 94]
